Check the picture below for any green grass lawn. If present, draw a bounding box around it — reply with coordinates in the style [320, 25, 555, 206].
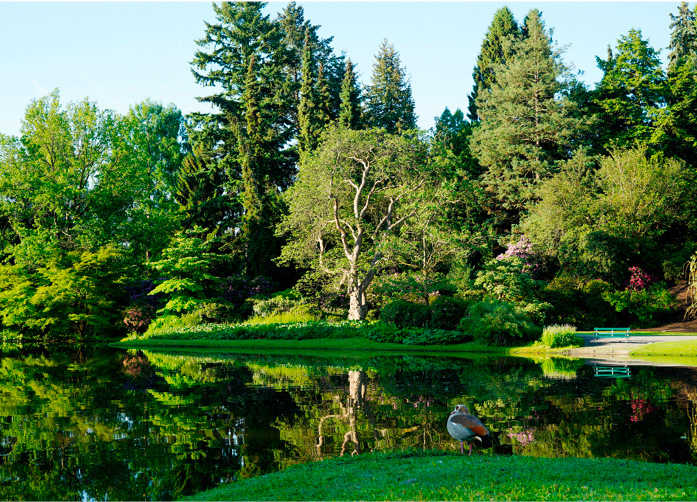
[182, 451, 697, 501]
[114, 336, 504, 355]
[629, 339, 697, 365]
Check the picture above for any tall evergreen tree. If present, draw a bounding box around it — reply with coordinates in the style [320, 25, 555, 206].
[338, 59, 362, 129]
[277, 2, 344, 137]
[365, 39, 417, 133]
[236, 56, 284, 278]
[668, 2, 697, 72]
[467, 7, 520, 122]
[297, 32, 321, 156]
[655, 3, 697, 164]
[174, 148, 231, 237]
[470, 9, 582, 231]
[592, 29, 667, 151]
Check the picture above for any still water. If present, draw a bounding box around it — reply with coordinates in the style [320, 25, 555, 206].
[1, 344, 696, 500]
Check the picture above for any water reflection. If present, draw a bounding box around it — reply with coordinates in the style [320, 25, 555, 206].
[0, 345, 696, 500]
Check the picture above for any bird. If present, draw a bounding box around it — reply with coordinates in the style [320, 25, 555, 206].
[447, 404, 492, 455]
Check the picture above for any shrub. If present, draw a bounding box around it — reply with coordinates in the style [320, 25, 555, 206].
[602, 283, 678, 328]
[123, 304, 156, 334]
[459, 300, 540, 347]
[380, 297, 469, 330]
[542, 276, 620, 329]
[427, 296, 470, 330]
[540, 324, 584, 348]
[401, 328, 472, 345]
[252, 289, 306, 318]
[380, 300, 430, 328]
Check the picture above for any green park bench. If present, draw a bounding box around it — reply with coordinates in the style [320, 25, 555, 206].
[593, 327, 631, 342]
[594, 365, 631, 378]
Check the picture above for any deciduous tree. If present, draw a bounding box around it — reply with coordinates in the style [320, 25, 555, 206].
[278, 126, 428, 320]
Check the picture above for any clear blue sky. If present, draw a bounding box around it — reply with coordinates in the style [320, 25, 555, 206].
[0, 1, 684, 137]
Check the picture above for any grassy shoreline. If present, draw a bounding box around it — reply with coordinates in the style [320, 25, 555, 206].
[113, 336, 505, 354]
[182, 450, 697, 501]
[114, 321, 697, 359]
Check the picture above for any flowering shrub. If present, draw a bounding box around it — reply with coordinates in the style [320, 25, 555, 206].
[123, 304, 156, 334]
[625, 266, 656, 291]
[496, 235, 540, 276]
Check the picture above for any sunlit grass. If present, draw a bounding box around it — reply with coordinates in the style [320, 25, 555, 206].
[630, 339, 697, 357]
[114, 336, 503, 355]
[183, 450, 697, 501]
[243, 311, 316, 325]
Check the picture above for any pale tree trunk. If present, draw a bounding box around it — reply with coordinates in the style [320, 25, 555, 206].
[347, 281, 368, 320]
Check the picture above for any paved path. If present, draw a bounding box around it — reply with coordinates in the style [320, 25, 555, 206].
[564, 334, 697, 366]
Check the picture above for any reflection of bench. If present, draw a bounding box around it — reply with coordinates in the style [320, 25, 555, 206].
[594, 327, 630, 342]
[594, 365, 631, 378]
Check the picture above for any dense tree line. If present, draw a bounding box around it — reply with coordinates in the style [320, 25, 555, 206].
[1, 1, 696, 340]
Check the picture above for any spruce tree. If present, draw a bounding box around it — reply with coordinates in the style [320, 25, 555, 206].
[339, 59, 362, 129]
[470, 9, 582, 231]
[237, 56, 279, 277]
[655, 3, 697, 164]
[297, 32, 320, 156]
[365, 39, 417, 133]
[592, 29, 667, 150]
[668, 2, 697, 72]
[467, 7, 520, 122]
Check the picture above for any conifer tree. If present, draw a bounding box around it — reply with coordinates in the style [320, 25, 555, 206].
[237, 56, 280, 277]
[467, 7, 520, 122]
[668, 2, 697, 72]
[365, 39, 417, 133]
[592, 29, 667, 151]
[339, 59, 362, 129]
[655, 2, 697, 164]
[471, 9, 582, 231]
[297, 32, 320, 156]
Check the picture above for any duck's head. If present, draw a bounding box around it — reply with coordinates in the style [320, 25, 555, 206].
[451, 404, 470, 415]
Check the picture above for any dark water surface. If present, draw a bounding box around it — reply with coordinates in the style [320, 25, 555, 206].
[1, 344, 697, 500]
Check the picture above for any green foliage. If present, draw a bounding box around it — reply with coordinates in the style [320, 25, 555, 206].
[364, 39, 416, 133]
[338, 59, 362, 129]
[0, 246, 128, 339]
[602, 283, 678, 328]
[379, 296, 469, 331]
[467, 6, 520, 121]
[542, 276, 619, 329]
[278, 125, 430, 320]
[540, 324, 584, 348]
[459, 300, 540, 347]
[251, 289, 313, 319]
[524, 145, 690, 283]
[593, 28, 667, 150]
[380, 300, 431, 328]
[148, 229, 225, 317]
[471, 9, 583, 229]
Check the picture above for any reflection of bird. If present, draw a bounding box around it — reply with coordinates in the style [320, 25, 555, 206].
[447, 404, 492, 455]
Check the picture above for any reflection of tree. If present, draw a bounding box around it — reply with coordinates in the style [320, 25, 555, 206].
[316, 370, 378, 456]
[4, 346, 697, 500]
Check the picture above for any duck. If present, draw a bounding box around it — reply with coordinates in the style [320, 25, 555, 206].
[447, 404, 492, 455]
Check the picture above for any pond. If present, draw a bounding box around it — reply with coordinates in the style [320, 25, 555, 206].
[1, 344, 697, 500]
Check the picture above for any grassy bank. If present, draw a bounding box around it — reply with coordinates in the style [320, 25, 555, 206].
[114, 336, 503, 356]
[183, 450, 697, 501]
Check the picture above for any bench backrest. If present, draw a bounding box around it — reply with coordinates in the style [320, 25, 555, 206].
[594, 327, 631, 333]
